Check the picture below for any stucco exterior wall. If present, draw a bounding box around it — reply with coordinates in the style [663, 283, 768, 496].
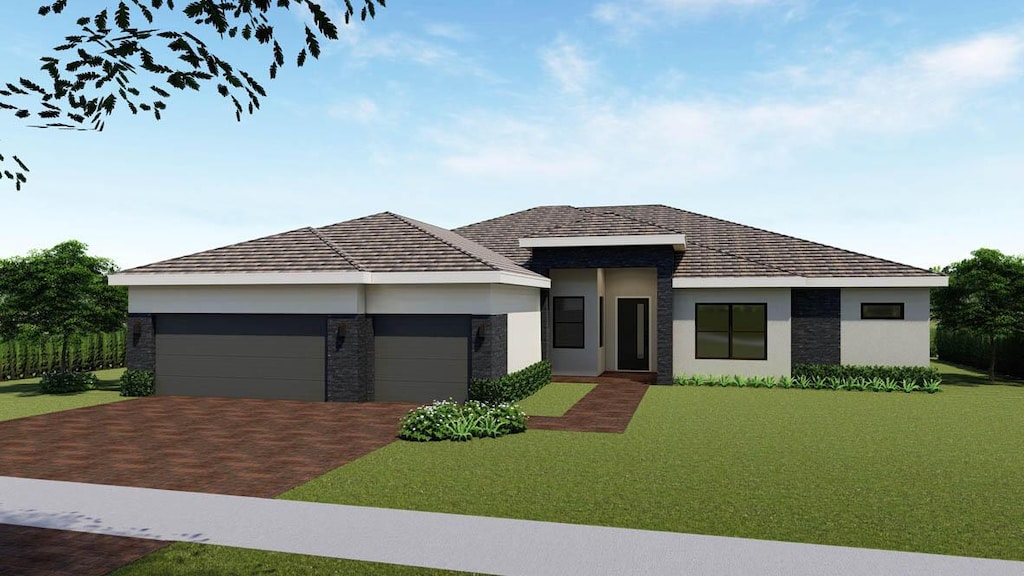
[549, 269, 600, 376]
[673, 288, 792, 377]
[840, 287, 931, 366]
[365, 284, 539, 315]
[603, 268, 658, 371]
[128, 285, 364, 314]
[507, 310, 542, 372]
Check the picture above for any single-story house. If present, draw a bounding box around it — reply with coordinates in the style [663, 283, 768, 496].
[109, 205, 947, 403]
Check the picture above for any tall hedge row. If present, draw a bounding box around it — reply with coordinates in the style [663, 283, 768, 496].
[0, 330, 126, 380]
[935, 327, 1024, 378]
[469, 361, 552, 404]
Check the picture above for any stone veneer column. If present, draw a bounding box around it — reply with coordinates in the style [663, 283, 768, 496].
[791, 289, 841, 365]
[539, 289, 551, 362]
[655, 271, 673, 384]
[326, 315, 374, 402]
[126, 314, 155, 371]
[471, 315, 508, 380]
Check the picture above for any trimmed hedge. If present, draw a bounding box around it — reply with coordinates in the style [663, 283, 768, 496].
[398, 400, 528, 441]
[1, 330, 126, 380]
[468, 360, 551, 404]
[39, 371, 99, 394]
[935, 328, 1024, 379]
[675, 373, 940, 393]
[120, 369, 155, 397]
[793, 364, 941, 386]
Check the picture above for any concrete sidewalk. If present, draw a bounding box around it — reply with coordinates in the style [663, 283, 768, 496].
[1, 476, 1021, 576]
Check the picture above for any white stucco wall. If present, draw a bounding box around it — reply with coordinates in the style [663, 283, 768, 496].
[673, 288, 792, 377]
[840, 288, 931, 366]
[507, 310, 542, 372]
[128, 285, 364, 314]
[365, 284, 539, 315]
[549, 269, 600, 376]
[603, 268, 658, 371]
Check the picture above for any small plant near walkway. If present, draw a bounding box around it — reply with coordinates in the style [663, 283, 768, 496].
[119, 369, 155, 397]
[38, 371, 99, 394]
[675, 365, 942, 394]
[398, 399, 528, 441]
[468, 360, 551, 404]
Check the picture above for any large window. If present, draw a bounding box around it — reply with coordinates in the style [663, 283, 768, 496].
[553, 297, 585, 349]
[861, 303, 904, 320]
[696, 303, 767, 360]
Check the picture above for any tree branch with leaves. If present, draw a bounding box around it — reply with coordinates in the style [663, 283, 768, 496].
[1, 0, 385, 190]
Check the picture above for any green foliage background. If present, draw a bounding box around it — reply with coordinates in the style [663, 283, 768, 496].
[0, 329, 125, 380]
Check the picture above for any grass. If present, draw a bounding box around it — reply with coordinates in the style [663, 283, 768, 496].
[115, 361, 1024, 572]
[516, 382, 595, 416]
[0, 368, 129, 422]
[932, 359, 1024, 387]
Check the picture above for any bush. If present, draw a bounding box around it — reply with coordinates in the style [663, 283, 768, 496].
[792, 364, 940, 386]
[39, 371, 98, 394]
[119, 369, 155, 397]
[468, 360, 551, 404]
[935, 327, 1024, 379]
[399, 400, 528, 442]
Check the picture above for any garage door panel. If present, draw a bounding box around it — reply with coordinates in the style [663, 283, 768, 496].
[156, 375, 324, 402]
[156, 334, 323, 359]
[375, 336, 466, 360]
[374, 379, 464, 403]
[376, 358, 467, 384]
[157, 354, 324, 381]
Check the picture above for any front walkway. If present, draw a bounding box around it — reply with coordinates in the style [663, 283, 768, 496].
[2, 476, 1021, 576]
[531, 376, 649, 432]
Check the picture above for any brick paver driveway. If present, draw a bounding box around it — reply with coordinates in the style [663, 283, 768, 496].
[0, 396, 416, 575]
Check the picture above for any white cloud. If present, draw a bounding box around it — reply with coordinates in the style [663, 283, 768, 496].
[424, 22, 472, 42]
[594, 0, 793, 37]
[540, 37, 596, 93]
[328, 97, 379, 123]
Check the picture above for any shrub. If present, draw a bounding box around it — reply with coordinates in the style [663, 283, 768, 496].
[39, 371, 98, 394]
[398, 400, 528, 442]
[935, 327, 1024, 379]
[119, 369, 155, 397]
[469, 360, 551, 404]
[793, 364, 941, 386]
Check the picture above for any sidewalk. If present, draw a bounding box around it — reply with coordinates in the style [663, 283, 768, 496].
[2, 476, 1021, 576]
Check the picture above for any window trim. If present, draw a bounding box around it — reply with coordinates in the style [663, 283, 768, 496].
[695, 303, 768, 361]
[860, 302, 905, 320]
[553, 296, 586, 349]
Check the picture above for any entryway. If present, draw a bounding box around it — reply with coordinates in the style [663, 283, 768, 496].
[616, 298, 650, 371]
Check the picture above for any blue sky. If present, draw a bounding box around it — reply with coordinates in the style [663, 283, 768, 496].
[1, 0, 1022, 270]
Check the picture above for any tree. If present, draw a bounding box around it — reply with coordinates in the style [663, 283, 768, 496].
[0, 240, 127, 372]
[1, 0, 386, 190]
[932, 248, 1024, 380]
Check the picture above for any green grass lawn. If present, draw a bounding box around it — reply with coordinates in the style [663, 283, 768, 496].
[0, 368, 129, 422]
[114, 362, 1024, 573]
[516, 382, 595, 416]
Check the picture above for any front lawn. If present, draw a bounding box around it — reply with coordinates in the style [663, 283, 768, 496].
[516, 382, 595, 416]
[0, 368, 129, 422]
[115, 361, 1024, 573]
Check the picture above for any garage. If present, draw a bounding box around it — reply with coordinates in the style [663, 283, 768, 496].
[373, 315, 470, 403]
[154, 314, 326, 401]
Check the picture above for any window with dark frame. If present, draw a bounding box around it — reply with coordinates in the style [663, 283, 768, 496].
[553, 296, 585, 349]
[695, 303, 767, 360]
[861, 303, 904, 320]
[599, 296, 604, 347]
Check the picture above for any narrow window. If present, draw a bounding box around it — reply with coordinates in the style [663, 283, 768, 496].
[696, 303, 767, 360]
[553, 297, 585, 349]
[861, 303, 904, 320]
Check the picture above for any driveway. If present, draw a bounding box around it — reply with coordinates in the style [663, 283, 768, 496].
[0, 396, 416, 497]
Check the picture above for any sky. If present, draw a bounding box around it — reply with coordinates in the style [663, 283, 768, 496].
[0, 0, 1022, 270]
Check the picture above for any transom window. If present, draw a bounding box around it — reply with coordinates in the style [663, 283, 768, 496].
[695, 303, 767, 360]
[553, 297, 585, 349]
[861, 303, 904, 320]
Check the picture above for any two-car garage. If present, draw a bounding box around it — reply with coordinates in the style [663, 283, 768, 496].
[151, 313, 470, 403]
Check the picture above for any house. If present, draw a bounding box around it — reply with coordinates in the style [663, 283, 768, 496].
[108, 205, 947, 403]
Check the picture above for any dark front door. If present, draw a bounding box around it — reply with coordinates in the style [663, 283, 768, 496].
[617, 298, 650, 371]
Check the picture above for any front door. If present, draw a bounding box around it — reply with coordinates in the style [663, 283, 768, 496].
[617, 298, 650, 371]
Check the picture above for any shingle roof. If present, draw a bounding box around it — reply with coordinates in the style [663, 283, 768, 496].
[522, 207, 677, 238]
[121, 212, 543, 278]
[456, 204, 941, 278]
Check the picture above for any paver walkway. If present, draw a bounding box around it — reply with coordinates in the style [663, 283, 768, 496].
[3, 476, 1023, 576]
[0, 396, 415, 576]
[531, 376, 649, 432]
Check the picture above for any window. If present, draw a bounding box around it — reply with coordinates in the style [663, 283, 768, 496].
[696, 303, 767, 360]
[599, 296, 604, 347]
[553, 297, 585, 348]
[861, 303, 904, 320]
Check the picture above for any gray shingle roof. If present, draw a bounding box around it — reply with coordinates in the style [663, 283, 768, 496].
[523, 207, 678, 238]
[456, 204, 940, 278]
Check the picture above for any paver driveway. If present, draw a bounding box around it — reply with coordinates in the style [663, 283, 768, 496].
[0, 396, 416, 576]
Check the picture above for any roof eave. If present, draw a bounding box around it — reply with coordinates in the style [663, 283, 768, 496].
[108, 270, 550, 289]
[672, 276, 949, 289]
[519, 234, 686, 249]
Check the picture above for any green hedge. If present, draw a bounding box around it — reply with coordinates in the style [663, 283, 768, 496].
[675, 372, 940, 393]
[468, 360, 552, 404]
[793, 364, 940, 386]
[120, 369, 155, 397]
[39, 371, 99, 394]
[0, 330, 126, 380]
[399, 400, 528, 441]
[935, 328, 1024, 378]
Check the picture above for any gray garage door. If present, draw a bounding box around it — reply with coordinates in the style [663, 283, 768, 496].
[154, 314, 325, 401]
[374, 315, 469, 403]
